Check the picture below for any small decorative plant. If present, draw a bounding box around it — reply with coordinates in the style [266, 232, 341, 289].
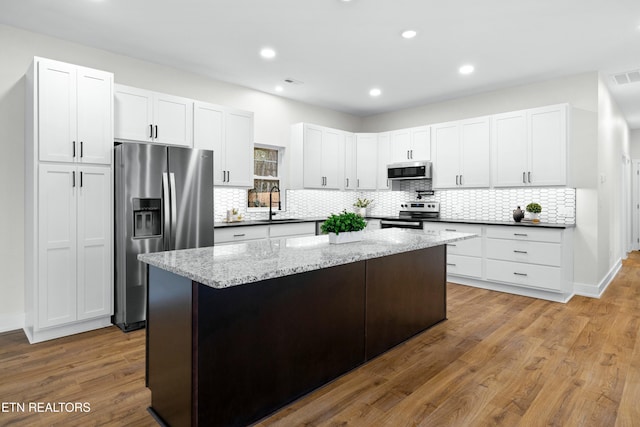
[353, 198, 373, 208]
[321, 211, 367, 235]
[525, 203, 542, 214]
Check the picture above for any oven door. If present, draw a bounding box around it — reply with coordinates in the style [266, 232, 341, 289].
[380, 220, 423, 230]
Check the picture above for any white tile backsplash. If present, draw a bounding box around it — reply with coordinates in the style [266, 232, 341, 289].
[214, 186, 576, 224]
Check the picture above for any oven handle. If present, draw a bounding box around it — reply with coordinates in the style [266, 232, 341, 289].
[381, 220, 423, 228]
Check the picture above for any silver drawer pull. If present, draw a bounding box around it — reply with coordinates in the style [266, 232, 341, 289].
[445, 229, 457, 232]
[513, 250, 528, 254]
[513, 272, 528, 277]
[514, 233, 528, 236]
[448, 244, 457, 247]
[447, 263, 456, 267]
[233, 233, 246, 237]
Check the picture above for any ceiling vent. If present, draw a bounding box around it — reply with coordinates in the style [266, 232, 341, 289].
[612, 69, 640, 85]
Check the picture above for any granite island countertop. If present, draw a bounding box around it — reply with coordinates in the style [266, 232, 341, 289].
[138, 228, 475, 289]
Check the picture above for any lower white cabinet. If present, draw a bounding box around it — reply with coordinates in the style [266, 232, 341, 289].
[215, 222, 316, 245]
[423, 222, 573, 302]
[269, 222, 316, 238]
[25, 164, 112, 342]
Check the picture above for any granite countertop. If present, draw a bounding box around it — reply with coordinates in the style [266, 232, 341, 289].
[138, 228, 475, 289]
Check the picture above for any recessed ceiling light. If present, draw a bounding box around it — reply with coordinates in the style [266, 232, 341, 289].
[260, 48, 276, 59]
[275, 85, 283, 92]
[401, 30, 417, 39]
[459, 64, 475, 75]
[369, 88, 382, 97]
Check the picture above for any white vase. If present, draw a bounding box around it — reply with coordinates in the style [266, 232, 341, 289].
[328, 230, 364, 244]
[358, 207, 367, 217]
[529, 212, 540, 223]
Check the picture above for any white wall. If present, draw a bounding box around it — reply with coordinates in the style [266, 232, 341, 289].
[0, 24, 362, 331]
[630, 129, 640, 158]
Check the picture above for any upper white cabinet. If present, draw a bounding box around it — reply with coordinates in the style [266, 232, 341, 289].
[290, 123, 344, 190]
[432, 117, 490, 189]
[355, 133, 378, 190]
[114, 84, 193, 147]
[389, 126, 430, 163]
[377, 132, 391, 190]
[37, 58, 113, 165]
[344, 132, 357, 190]
[194, 101, 254, 187]
[492, 104, 567, 187]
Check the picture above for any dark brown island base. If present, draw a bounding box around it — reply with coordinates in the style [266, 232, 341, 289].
[139, 229, 474, 426]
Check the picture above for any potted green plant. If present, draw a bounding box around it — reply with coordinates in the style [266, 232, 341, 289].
[526, 202, 542, 223]
[353, 198, 373, 217]
[321, 210, 367, 244]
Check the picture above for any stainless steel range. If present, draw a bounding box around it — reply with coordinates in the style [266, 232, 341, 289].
[380, 201, 440, 229]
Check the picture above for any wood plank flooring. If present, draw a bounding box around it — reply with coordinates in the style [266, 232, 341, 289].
[2, 253, 640, 426]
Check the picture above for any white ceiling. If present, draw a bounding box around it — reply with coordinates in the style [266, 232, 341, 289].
[2, 0, 640, 127]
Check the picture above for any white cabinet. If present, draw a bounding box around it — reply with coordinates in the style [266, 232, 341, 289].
[389, 126, 430, 163]
[365, 219, 381, 230]
[114, 84, 193, 147]
[377, 132, 391, 190]
[344, 132, 357, 190]
[25, 58, 114, 343]
[432, 117, 490, 189]
[423, 222, 483, 278]
[269, 222, 316, 238]
[290, 123, 344, 190]
[194, 102, 254, 187]
[37, 58, 113, 165]
[215, 225, 269, 245]
[492, 104, 567, 187]
[355, 133, 378, 190]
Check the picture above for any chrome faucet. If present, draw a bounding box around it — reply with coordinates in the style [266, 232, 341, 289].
[269, 185, 281, 221]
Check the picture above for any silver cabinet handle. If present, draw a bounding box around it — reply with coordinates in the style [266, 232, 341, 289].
[528, 171, 531, 183]
[448, 244, 457, 247]
[72, 170, 76, 187]
[155, 125, 158, 139]
[523, 172, 526, 183]
[149, 124, 153, 139]
[72, 141, 76, 158]
[357, 178, 360, 188]
[447, 263, 456, 267]
[455, 175, 459, 185]
[80, 171, 83, 187]
[513, 250, 528, 254]
[407, 150, 410, 159]
[445, 228, 457, 232]
[513, 272, 528, 277]
[227, 171, 230, 182]
[233, 233, 246, 237]
[459, 175, 463, 185]
[514, 233, 528, 236]
[346, 178, 349, 188]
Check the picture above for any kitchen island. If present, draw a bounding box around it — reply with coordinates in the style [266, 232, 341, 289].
[139, 228, 475, 427]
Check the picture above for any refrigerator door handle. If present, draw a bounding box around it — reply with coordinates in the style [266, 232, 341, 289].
[169, 172, 178, 249]
[162, 172, 171, 250]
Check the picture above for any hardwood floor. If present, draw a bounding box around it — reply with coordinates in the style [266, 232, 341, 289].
[2, 253, 640, 426]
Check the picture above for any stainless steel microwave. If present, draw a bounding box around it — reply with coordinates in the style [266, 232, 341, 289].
[387, 161, 432, 180]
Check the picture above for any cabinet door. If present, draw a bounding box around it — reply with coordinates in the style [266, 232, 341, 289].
[322, 128, 343, 189]
[224, 110, 255, 187]
[38, 164, 77, 328]
[114, 85, 153, 142]
[344, 132, 357, 190]
[193, 102, 225, 184]
[432, 123, 460, 189]
[492, 111, 527, 187]
[389, 129, 411, 163]
[153, 93, 193, 147]
[303, 125, 324, 189]
[377, 133, 391, 190]
[38, 59, 77, 163]
[528, 105, 566, 186]
[410, 126, 430, 160]
[355, 133, 378, 190]
[77, 67, 113, 165]
[77, 166, 112, 320]
[460, 117, 490, 187]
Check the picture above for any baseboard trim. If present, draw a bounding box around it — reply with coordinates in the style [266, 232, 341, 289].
[573, 259, 622, 298]
[0, 313, 25, 334]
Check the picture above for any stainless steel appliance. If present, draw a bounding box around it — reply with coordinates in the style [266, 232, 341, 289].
[387, 161, 432, 180]
[113, 143, 214, 331]
[380, 201, 440, 229]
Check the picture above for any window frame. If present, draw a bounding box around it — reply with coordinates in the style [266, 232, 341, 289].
[247, 144, 286, 212]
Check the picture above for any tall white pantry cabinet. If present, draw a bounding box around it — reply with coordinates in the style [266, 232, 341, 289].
[24, 57, 114, 343]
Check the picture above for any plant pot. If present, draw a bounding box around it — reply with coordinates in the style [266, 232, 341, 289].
[529, 212, 540, 223]
[328, 230, 364, 244]
[358, 207, 367, 217]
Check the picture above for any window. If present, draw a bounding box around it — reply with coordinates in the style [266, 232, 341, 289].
[247, 146, 283, 210]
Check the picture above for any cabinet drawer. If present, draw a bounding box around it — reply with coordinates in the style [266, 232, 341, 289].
[486, 259, 563, 292]
[423, 222, 482, 235]
[446, 237, 482, 257]
[269, 222, 316, 238]
[215, 225, 268, 244]
[486, 238, 561, 267]
[446, 254, 482, 279]
[486, 226, 561, 243]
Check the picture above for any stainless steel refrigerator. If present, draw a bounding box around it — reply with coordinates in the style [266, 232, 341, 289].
[113, 143, 214, 331]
